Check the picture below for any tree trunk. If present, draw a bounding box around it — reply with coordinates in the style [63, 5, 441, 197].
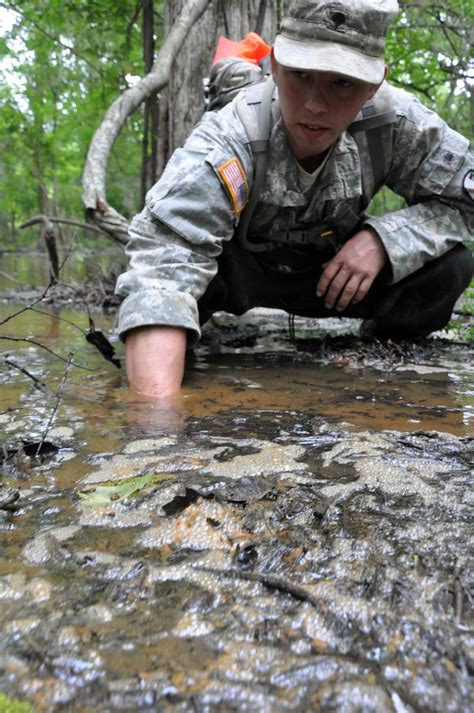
[141, 0, 160, 205]
[157, 0, 280, 176]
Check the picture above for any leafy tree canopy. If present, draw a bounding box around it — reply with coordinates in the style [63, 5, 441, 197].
[0, 0, 158, 243]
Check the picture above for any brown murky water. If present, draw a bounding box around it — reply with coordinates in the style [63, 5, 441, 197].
[0, 291, 473, 711]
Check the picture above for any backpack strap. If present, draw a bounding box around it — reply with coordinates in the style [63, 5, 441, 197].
[349, 102, 397, 190]
[235, 75, 275, 253]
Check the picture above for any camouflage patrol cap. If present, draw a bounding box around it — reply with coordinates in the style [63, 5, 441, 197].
[274, 0, 399, 84]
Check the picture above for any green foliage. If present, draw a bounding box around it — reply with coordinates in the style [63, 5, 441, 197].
[79, 471, 173, 506]
[386, 1, 473, 133]
[0, 0, 153, 244]
[0, 692, 36, 713]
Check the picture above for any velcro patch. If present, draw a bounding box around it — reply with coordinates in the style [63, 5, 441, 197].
[217, 157, 249, 215]
[463, 170, 474, 201]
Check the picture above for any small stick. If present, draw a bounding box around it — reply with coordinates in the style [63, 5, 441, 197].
[0, 336, 90, 369]
[36, 353, 73, 457]
[4, 358, 47, 391]
[196, 566, 346, 635]
[0, 269, 23, 285]
[0, 280, 53, 327]
[20, 214, 109, 237]
[454, 577, 463, 625]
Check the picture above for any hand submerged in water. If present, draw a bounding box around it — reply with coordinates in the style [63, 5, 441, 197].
[316, 227, 387, 311]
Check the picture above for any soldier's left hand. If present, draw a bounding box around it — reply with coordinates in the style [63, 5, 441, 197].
[316, 227, 387, 311]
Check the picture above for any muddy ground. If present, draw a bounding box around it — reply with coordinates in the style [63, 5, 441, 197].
[0, 301, 473, 712]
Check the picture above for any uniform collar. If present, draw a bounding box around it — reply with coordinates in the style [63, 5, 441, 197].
[258, 103, 363, 206]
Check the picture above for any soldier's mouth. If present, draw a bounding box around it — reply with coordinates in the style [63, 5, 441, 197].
[300, 123, 328, 135]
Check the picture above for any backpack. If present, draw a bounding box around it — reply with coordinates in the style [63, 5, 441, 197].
[204, 36, 397, 252]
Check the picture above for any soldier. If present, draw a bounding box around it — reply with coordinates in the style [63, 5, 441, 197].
[116, 0, 473, 397]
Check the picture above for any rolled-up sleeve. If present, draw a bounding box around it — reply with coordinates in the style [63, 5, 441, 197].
[115, 105, 253, 347]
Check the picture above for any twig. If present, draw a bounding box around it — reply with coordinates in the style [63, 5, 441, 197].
[196, 566, 345, 632]
[0, 280, 54, 326]
[0, 336, 92, 370]
[0, 235, 80, 329]
[51, 282, 94, 320]
[29, 307, 87, 337]
[3, 358, 47, 391]
[36, 353, 73, 457]
[0, 269, 23, 285]
[20, 215, 109, 237]
[454, 577, 463, 625]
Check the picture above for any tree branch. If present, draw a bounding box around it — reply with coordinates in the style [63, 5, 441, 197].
[0, 336, 88, 369]
[20, 214, 110, 238]
[1, 3, 104, 75]
[81, 0, 211, 244]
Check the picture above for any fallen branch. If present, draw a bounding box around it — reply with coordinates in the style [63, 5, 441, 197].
[20, 215, 110, 238]
[196, 566, 347, 636]
[4, 358, 47, 392]
[0, 282, 54, 327]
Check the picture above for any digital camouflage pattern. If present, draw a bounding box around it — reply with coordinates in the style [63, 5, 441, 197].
[116, 80, 473, 347]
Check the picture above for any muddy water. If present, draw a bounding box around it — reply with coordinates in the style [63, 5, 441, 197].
[0, 301, 473, 712]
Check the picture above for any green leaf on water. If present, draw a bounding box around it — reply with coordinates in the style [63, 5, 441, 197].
[79, 471, 173, 506]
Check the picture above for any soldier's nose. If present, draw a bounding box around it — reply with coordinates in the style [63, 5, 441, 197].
[304, 88, 329, 114]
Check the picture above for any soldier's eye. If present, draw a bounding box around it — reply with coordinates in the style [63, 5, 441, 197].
[335, 78, 353, 88]
[292, 70, 309, 80]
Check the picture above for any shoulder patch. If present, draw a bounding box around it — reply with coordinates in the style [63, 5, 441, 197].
[217, 157, 249, 215]
[463, 170, 474, 201]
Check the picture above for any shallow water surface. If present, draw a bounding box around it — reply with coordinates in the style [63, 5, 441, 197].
[0, 302, 473, 712]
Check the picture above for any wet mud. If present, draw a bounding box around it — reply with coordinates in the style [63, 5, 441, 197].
[0, 303, 473, 712]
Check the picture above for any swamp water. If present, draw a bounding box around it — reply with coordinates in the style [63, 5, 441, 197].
[0, 290, 473, 711]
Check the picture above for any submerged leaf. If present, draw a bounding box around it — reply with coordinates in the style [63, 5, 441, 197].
[79, 471, 173, 506]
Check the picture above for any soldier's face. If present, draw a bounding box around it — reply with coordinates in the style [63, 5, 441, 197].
[271, 58, 382, 167]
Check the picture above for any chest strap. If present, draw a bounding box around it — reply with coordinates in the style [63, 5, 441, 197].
[235, 75, 274, 253]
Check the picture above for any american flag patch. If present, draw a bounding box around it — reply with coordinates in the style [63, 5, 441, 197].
[217, 157, 249, 215]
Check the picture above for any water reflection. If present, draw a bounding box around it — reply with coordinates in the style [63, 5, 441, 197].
[1, 303, 473, 443]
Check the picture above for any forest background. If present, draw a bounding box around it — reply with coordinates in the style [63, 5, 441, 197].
[0, 0, 472, 253]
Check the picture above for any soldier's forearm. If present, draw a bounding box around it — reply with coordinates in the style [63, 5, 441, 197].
[124, 326, 186, 398]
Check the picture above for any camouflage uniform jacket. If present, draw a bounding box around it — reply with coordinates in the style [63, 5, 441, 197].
[116, 80, 473, 347]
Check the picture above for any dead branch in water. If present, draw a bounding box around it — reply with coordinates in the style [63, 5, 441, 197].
[3, 358, 47, 392]
[36, 352, 74, 457]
